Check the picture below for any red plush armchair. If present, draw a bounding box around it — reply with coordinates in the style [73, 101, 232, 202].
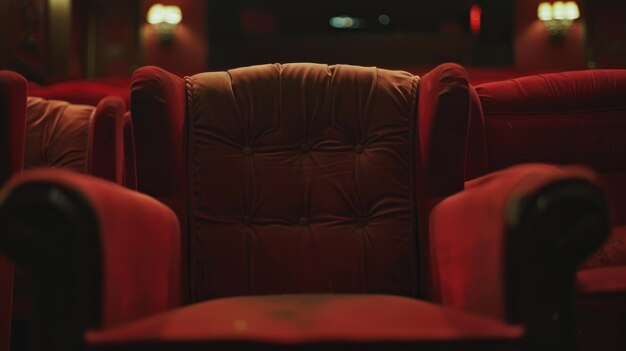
[0, 64, 610, 351]
[0, 70, 27, 351]
[465, 69, 626, 350]
[0, 70, 131, 351]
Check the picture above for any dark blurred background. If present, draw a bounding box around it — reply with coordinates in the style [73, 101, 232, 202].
[0, 0, 624, 83]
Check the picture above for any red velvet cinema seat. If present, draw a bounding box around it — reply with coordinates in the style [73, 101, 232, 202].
[0, 71, 129, 350]
[82, 63, 604, 350]
[0, 63, 610, 351]
[26, 79, 136, 188]
[465, 69, 626, 350]
[0, 70, 27, 351]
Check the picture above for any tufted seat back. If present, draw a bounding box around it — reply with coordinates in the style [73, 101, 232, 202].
[187, 64, 418, 299]
[131, 62, 470, 302]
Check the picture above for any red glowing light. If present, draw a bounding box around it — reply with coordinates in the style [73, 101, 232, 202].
[470, 4, 482, 35]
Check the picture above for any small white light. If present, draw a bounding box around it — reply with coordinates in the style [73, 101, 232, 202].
[147, 3, 182, 25]
[552, 1, 566, 20]
[378, 14, 390, 25]
[147, 3, 165, 24]
[329, 16, 364, 29]
[164, 6, 182, 24]
[537, 2, 553, 21]
[564, 2, 580, 20]
[330, 16, 345, 28]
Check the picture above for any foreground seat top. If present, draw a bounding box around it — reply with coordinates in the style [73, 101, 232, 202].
[0, 162, 607, 351]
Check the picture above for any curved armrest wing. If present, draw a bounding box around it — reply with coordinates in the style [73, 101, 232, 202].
[417, 63, 470, 200]
[87, 96, 126, 185]
[0, 169, 181, 350]
[430, 163, 609, 349]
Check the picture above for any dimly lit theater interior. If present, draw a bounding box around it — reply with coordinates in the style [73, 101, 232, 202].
[0, 0, 625, 350]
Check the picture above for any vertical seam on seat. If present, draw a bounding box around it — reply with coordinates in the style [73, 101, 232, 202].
[184, 75, 197, 301]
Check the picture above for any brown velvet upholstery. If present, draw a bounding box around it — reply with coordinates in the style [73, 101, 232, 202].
[131, 62, 470, 302]
[186, 64, 418, 298]
[25, 97, 93, 173]
[25, 96, 127, 184]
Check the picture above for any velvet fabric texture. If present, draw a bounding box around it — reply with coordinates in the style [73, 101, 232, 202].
[466, 70, 626, 269]
[187, 63, 418, 298]
[25, 97, 94, 173]
[28, 80, 130, 108]
[465, 69, 626, 350]
[2, 74, 129, 350]
[467, 69, 626, 225]
[0, 169, 182, 328]
[131, 62, 471, 302]
[0, 70, 27, 351]
[118, 63, 537, 349]
[85, 294, 522, 351]
[430, 163, 600, 320]
[25, 96, 127, 184]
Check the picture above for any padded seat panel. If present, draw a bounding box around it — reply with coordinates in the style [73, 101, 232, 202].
[86, 294, 522, 350]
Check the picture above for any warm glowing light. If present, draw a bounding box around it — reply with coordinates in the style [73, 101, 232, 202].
[537, 2, 553, 21]
[470, 5, 482, 34]
[564, 2, 580, 20]
[536, 1, 580, 42]
[538, 1, 579, 21]
[552, 1, 565, 20]
[147, 3, 182, 25]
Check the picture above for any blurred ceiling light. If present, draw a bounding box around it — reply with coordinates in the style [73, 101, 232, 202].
[329, 16, 365, 29]
[147, 3, 182, 44]
[537, 1, 580, 42]
[378, 14, 390, 26]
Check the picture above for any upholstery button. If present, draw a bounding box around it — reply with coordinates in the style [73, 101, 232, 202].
[354, 144, 364, 153]
[300, 143, 310, 153]
[299, 217, 309, 226]
[242, 147, 253, 156]
[356, 217, 368, 227]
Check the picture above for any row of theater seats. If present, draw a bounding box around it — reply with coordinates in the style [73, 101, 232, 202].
[0, 63, 624, 351]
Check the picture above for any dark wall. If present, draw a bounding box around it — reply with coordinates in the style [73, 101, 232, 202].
[207, 0, 513, 70]
[585, 0, 626, 68]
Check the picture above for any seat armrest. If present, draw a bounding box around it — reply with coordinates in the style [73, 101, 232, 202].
[88, 96, 126, 185]
[429, 163, 609, 350]
[0, 169, 181, 350]
[418, 63, 470, 200]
